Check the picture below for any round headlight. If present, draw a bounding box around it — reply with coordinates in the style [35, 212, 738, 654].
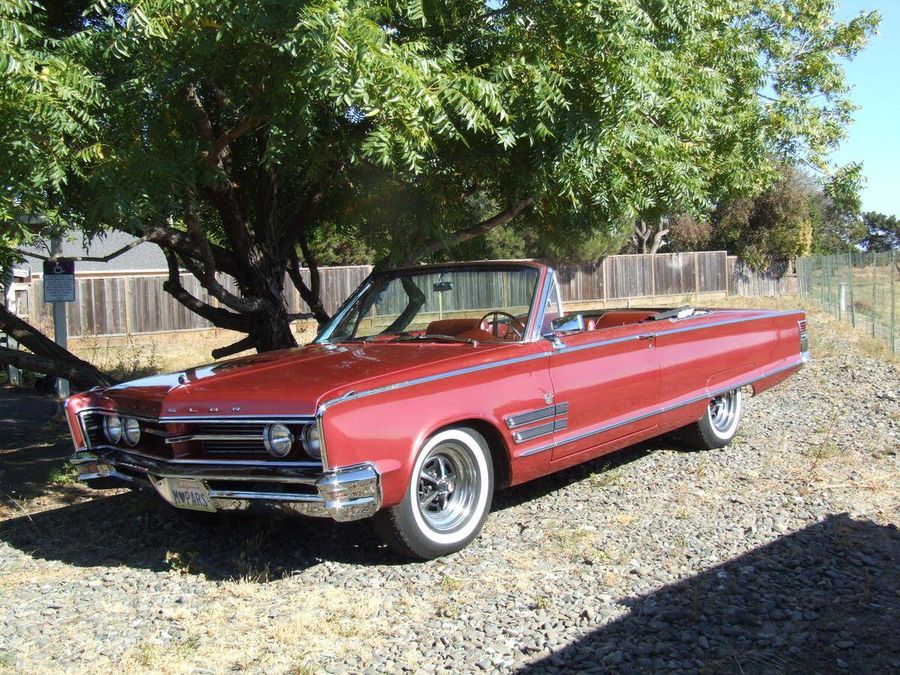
[123, 417, 141, 446]
[263, 423, 294, 458]
[103, 414, 122, 443]
[302, 424, 322, 459]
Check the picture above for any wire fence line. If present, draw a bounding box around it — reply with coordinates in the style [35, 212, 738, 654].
[797, 251, 899, 354]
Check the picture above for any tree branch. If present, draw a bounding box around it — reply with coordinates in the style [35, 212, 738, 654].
[161, 251, 249, 332]
[211, 335, 255, 360]
[144, 223, 242, 278]
[177, 252, 269, 314]
[206, 116, 262, 167]
[287, 248, 331, 326]
[401, 197, 534, 265]
[186, 82, 214, 141]
[0, 304, 114, 388]
[0, 346, 115, 389]
[179, 204, 269, 314]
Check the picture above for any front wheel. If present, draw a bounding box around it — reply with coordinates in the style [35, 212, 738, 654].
[681, 388, 743, 450]
[374, 427, 494, 559]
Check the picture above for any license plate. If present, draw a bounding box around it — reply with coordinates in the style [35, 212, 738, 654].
[167, 479, 215, 513]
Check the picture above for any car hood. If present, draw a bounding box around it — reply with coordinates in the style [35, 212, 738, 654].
[84, 341, 517, 419]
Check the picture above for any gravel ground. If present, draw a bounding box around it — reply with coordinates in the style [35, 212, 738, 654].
[0, 305, 898, 674]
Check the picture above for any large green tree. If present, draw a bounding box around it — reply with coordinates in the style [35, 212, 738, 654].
[0, 0, 114, 386]
[8, 0, 880, 357]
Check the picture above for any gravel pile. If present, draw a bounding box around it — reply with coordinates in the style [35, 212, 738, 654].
[1, 312, 897, 673]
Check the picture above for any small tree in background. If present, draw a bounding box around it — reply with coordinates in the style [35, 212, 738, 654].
[860, 212, 900, 252]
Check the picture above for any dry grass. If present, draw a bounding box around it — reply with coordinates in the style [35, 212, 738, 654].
[67, 321, 319, 377]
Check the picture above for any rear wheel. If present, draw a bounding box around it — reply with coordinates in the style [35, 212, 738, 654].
[681, 388, 743, 450]
[374, 427, 494, 559]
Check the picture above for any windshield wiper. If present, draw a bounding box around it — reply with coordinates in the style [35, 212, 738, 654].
[391, 333, 478, 346]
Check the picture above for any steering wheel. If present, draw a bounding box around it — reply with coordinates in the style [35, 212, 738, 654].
[479, 311, 526, 341]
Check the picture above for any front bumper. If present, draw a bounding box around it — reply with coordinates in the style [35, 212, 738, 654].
[69, 448, 381, 522]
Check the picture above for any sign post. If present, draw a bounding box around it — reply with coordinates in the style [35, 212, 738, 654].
[1, 269, 22, 386]
[43, 239, 75, 398]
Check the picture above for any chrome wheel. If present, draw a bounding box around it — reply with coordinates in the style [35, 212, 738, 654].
[709, 390, 740, 434]
[416, 442, 479, 533]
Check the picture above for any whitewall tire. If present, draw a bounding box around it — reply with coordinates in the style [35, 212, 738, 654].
[681, 388, 743, 450]
[374, 427, 494, 559]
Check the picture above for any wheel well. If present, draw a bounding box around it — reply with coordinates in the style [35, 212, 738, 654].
[437, 419, 511, 490]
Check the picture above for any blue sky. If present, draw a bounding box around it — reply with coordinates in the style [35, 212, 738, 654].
[832, 1, 899, 217]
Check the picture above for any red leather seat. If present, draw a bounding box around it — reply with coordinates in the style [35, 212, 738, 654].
[585, 318, 597, 331]
[589, 311, 655, 329]
[456, 328, 498, 342]
[425, 318, 481, 336]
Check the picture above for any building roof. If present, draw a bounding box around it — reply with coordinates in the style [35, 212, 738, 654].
[18, 230, 169, 275]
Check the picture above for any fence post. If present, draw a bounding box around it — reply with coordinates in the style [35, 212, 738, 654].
[891, 250, 896, 354]
[847, 251, 855, 327]
[693, 252, 700, 300]
[871, 251, 877, 337]
[123, 276, 134, 336]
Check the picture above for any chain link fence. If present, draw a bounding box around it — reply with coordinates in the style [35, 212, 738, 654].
[797, 251, 899, 354]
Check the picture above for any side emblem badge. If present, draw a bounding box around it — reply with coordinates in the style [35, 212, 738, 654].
[543, 392, 554, 405]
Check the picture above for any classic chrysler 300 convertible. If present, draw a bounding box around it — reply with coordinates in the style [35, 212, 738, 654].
[66, 261, 809, 558]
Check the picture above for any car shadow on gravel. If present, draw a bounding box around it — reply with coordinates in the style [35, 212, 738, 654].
[0, 489, 398, 580]
[0, 444, 654, 582]
[493, 442, 655, 511]
[519, 513, 899, 674]
[0, 438, 666, 579]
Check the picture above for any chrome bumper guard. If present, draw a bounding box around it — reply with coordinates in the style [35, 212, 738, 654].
[69, 448, 381, 522]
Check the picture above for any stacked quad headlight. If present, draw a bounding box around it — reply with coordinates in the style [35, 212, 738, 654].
[264, 423, 294, 458]
[302, 424, 322, 459]
[123, 417, 141, 446]
[103, 414, 142, 446]
[103, 414, 122, 443]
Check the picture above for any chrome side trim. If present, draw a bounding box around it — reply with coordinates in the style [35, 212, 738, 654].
[519, 357, 805, 458]
[512, 418, 568, 443]
[317, 310, 805, 412]
[551, 310, 806, 357]
[505, 402, 569, 429]
[320, 350, 550, 408]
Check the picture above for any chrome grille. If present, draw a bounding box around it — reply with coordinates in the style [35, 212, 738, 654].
[78, 412, 319, 463]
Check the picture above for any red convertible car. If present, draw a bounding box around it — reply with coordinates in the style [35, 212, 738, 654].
[66, 261, 809, 558]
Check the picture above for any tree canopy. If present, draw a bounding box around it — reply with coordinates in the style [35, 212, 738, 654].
[2, 0, 880, 358]
[860, 212, 900, 252]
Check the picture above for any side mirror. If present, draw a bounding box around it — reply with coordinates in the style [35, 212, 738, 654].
[549, 314, 585, 334]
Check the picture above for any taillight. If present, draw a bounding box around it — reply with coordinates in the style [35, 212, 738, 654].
[798, 319, 809, 360]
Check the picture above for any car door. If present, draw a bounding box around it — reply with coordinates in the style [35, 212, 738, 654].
[548, 322, 661, 462]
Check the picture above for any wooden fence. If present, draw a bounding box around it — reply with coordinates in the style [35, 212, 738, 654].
[21, 250, 771, 339]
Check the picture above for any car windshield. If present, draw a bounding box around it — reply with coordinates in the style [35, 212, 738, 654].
[318, 265, 541, 344]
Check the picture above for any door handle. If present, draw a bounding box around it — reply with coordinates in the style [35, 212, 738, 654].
[638, 333, 655, 340]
